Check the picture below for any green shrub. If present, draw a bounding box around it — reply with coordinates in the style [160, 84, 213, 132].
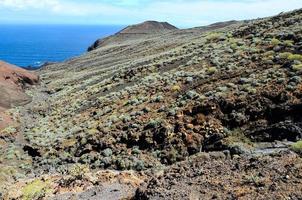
[228, 38, 238, 50]
[171, 85, 181, 92]
[146, 119, 162, 128]
[244, 175, 262, 187]
[207, 67, 218, 75]
[288, 54, 302, 61]
[283, 40, 294, 47]
[168, 148, 178, 164]
[116, 158, 126, 170]
[263, 51, 275, 57]
[291, 141, 302, 154]
[271, 38, 281, 46]
[279, 53, 302, 61]
[206, 33, 222, 42]
[279, 52, 292, 59]
[103, 148, 113, 157]
[134, 160, 145, 171]
[69, 164, 89, 180]
[292, 64, 302, 71]
[22, 180, 51, 200]
[230, 43, 237, 50]
[132, 146, 141, 155]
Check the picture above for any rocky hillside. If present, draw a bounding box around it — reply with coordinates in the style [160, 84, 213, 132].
[0, 61, 38, 129]
[1, 9, 302, 199]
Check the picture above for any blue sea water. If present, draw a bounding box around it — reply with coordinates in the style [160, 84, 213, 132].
[0, 24, 123, 68]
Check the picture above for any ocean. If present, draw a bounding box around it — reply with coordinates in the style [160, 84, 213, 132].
[0, 24, 124, 68]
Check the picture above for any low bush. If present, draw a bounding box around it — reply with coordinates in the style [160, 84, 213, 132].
[292, 64, 302, 72]
[291, 141, 302, 154]
[206, 33, 223, 42]
[22, 180, 51, 200]
[207, 67, 218, 75]
[288, 54, 302, 61]
[271, 38, 281, 46]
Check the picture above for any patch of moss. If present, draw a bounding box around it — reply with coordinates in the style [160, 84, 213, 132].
[22, 179, 51, 200]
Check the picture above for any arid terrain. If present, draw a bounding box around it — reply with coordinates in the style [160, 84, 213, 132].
[0, 61, 38, 129]
[1, 9, 302, 200]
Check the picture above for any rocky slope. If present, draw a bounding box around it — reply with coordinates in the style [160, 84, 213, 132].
[1, 9, 302, 199]
[0, 61, 38, 129]
[136, 151, 302, 199]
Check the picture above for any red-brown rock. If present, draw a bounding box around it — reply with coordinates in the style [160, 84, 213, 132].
[0, 61, 39, 129]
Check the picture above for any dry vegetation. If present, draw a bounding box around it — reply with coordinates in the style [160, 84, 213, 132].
[1, 9, 302, 200]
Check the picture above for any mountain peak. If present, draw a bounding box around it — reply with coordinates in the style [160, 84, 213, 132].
[88, 21, 178, 51]
[118, 20, 178, 34]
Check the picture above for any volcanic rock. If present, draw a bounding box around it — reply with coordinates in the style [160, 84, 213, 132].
[0, 61, 38, 129]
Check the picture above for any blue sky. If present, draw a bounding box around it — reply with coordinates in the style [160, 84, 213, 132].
[0, 0, 301, 27]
